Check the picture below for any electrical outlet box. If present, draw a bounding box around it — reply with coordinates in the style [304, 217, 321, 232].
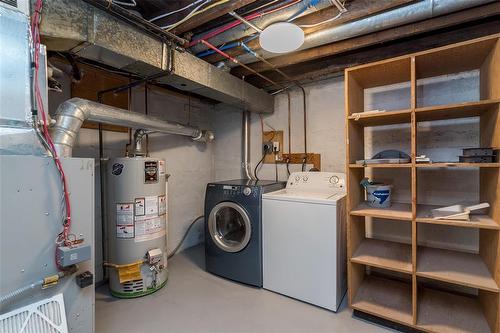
[56, 244, 92, 267]
[263, 142, 273, 154]
[263, 130, 284, 164]
[273, 141, 280, 153]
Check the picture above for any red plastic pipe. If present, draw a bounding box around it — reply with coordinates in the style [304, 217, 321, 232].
[189, 0, 302, 47]
[200, 40, 278, 86]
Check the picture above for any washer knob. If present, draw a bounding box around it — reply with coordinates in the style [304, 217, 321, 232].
[330, 175, 339, 184]
[302, 176, 308, 182]
[295, 175, 301, 181]
[243, 187, 252, 196]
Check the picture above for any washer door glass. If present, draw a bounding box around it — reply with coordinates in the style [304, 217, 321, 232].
[209, 202, 251, 253]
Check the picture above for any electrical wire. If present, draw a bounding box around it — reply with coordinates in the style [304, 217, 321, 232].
[113, 0, 136, 7]
[163, 0, 232, 31]
[167, 216, 204, 259]
[161, 0, 211, 30]
[32, 0, 73, 267]
[150, 0, 207, 22]
[253, 154, 266, 181]
[189, 0, 302, 48]
[298, 11, 342, 27]
[274, 154, 278, 181]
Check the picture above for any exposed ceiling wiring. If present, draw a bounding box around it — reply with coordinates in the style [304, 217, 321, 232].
[163, 0, 232, 31]
[298, 11, 342, 27]
[113, 0, 136, 7]
[149, 0, 208, 23]
[189, 0, 302, 47]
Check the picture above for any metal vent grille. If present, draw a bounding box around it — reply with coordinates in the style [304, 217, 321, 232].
[0, 0, 17, 8]
[0, 294, 68, 333]
[123, 279, 144, 292]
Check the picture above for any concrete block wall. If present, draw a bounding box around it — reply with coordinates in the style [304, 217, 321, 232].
[49, 76, 215, 283]
[48, 66, 483, 283]
[213, 71, 481, 254]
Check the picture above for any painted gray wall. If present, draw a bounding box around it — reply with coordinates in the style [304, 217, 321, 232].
[213, 71, 481, 254]
[49, 76, 215, 283]
[48, 66, 483, 283]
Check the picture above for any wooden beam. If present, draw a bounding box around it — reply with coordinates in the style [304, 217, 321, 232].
[247, 18, 500, 88]
[203, 0, 416, 63]
[172, 0, 261, 35]
[231, 2, 500, 78]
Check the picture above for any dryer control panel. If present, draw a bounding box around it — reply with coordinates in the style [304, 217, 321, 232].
[286, 172, 346, 193]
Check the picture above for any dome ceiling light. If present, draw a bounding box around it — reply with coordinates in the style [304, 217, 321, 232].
[259, 22, 305, 54]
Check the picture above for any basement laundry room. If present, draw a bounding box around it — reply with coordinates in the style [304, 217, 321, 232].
[1, 1, 500, 333]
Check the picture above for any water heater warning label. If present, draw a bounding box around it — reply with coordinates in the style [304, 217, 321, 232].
[117, 225, 134, 238]
[116, 203, 134, 238]
[134, 215, 166, 242]
[159, 195, 166, 216]
[116, 203, 133, 225]
[134, 198, 145, 216]
[145, 196, 158, 216]
[159, 160, 166, 176]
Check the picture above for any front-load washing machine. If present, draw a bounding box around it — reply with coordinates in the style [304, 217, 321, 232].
[205, 179, 285, 287]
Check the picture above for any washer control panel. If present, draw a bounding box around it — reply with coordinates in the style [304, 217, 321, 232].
[243, 187, 252, 196]
[223, 185, 255, 197]
[286, 172, 346, 192]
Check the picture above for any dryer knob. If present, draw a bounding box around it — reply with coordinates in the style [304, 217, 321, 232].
[243, 187, 252, 196]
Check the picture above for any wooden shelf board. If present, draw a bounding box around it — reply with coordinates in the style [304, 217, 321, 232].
[347, 57, 411, 88]
[351, 202, 413, 221]
[415, 37, 498, 79]
[347, 109, 411, 126]
[416, 162, 500, 168]
[350, 163, 412, 168]
[352, 275, 413, 326]
[417, 246, 499, 292]
[416, 205, 499, 230]
[351, 238, 412, 274]
[417, 287, 492, 333]
[415, 99, 500, 122]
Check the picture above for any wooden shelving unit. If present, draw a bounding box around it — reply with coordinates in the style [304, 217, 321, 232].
[351, 238, 412, 274]
[346, 34, 500, 333]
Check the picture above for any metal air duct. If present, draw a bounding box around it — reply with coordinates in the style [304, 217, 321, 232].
[35, 0, 273, 114]
[51, 98, 214, 157]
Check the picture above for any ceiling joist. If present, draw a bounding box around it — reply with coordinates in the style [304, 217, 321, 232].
[246, 13, 500, 88]
[202, 0, 417, 64]
[171, 0, 262, 34]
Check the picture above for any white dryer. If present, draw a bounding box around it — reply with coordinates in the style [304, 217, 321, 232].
[262, 172, 347, 312]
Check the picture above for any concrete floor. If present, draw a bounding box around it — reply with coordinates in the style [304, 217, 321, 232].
[96, 245, 396, 333]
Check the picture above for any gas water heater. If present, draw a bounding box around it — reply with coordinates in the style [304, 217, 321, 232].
[107, 157, 168, 298]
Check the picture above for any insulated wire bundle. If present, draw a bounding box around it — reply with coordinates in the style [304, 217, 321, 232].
[31, 0, 73, 263]
[159, 0, 233, 31]
[149, 0, 206, 22]
[113, 0, 136, 7]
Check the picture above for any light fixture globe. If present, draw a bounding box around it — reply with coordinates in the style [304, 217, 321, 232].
[259, 22, 304, 53]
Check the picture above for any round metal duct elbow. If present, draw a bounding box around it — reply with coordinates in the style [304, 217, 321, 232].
[50, 98, 214, 157]
[193, 130, 215, 143]
[50, 99, 92, 158]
